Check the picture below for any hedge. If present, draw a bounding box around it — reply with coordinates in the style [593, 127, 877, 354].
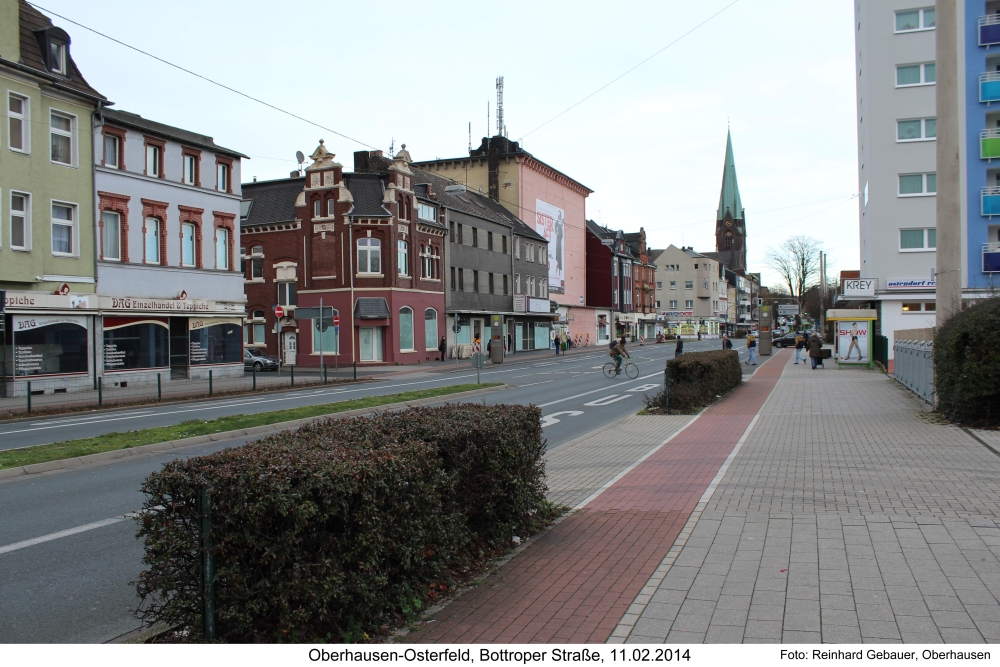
[133, 403, 547, 642]
[935, 297, 1000, 424]
[663, 350, 742, 413]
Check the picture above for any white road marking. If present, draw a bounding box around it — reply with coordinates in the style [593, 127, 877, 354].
[0, 515, 136, 555]
[533, 362, 558, 367]
[583, 394, 633, 407]
[540, 410, 584, 428]
[628, 384, 661, 392]
[517, 380, 555, 388]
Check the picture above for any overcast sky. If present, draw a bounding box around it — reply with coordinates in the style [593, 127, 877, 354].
[39, 0, 858, 288]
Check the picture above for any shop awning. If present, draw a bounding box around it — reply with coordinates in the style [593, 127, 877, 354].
[354, 297, 390, 319]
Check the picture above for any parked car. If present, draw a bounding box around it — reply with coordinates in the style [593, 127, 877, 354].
[772, 332, 798, 348]
[244, 348, 280, 372]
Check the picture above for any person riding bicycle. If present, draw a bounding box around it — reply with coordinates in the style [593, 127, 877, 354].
[610, 337, 629, 375]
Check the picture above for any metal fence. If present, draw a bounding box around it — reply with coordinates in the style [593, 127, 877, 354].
[893, 339, 934, 403]
[0, 366, 361, 418]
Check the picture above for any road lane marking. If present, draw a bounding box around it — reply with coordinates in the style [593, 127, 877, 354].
[0, 515, 135, 555]
[628, 384, 661, 392]
[516, 380, 555, 388]
[583, 394, 633, 407]
[535, 371, 663, 408]
[540, 410, 584, 428]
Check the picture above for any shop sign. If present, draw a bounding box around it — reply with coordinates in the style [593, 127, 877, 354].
[101, 296, 217, 312]
[886, 279, 935, 290]
[513, 295, 526, 312]
[842, 278, 877, 298]
[527, 298, 549, 314]
[660, 311, 693, 318]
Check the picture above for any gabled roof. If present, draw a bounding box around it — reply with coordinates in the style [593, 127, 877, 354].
[101, 108, 247, 158]
[411, 167, 545, 241]
[240, 177, 304, 227]
[13, 1, 105, 101]
[717, 130, 743, 221]
[343, 173, 391, 218]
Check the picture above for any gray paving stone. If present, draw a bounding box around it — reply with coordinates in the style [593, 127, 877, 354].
[743, 619, 782, 639]
[821, 608, 860, 625]
[710, 608, 749, 627]
[930, 610, 977, 629]
[704, 625, 744, 643]
[856, 604, 896, 622]
[665, 630, 706, 643]
[747, 604, 784, 622]
[820, 594, 857, 611]
[632, 616, 673, 637]
[782, 630, 821, 643]
[821, 624, 863, 643]
[966, 605, 1000, 623]
[641, 603, 681, 621]
[923, 595, 965, 612]
[859, 619, 902, 640]
[939, 627, 986, 643]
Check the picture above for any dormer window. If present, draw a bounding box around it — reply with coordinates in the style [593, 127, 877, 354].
[49, 41, 66, 74]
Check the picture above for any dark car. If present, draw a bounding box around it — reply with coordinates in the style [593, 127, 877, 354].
[244, 348, 280, 372]
[772, 332, 797, 348]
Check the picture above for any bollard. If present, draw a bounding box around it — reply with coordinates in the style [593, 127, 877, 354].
[197, 486, 217, 641]
[209, 370, 213, 397]
[291, 365, 295, 387]
[252, 366, 257, 391]
[157, 373, 162, 401]
[663, 366, 670, 411]
[98, 376, 103, 407]
[27, 381, 31, 414]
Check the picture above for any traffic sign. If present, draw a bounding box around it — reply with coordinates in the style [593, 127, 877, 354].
[274, 305, 284, 318]
[333, 315, 339, 327]
[471, 353, 488, 369]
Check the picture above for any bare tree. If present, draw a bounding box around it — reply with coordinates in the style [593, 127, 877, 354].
[764, 236, 822, 310]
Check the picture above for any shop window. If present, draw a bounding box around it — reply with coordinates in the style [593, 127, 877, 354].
[400, 307, 414, 351]
[189, 319, 242, 365]
[11, 316, 88, 376]
[424, 309, 438, 350]
[103, 317, 169, 371]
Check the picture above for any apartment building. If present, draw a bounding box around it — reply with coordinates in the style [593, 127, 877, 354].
[650, 246, 728, 338]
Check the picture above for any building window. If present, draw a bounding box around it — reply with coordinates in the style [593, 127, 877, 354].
[217, 161, 231, 192]
[357, 237, 381, 274]
[685, 281, 694, 289]
[277, 282, 297, 306]
[216, 227, 230, 269]
[515, 273, 520, 293]
[670, 300, 678, 308]
[398, 240, 409, 275]
[313, 200, 320, 219]
[458, 268, 465, 291]
[449, 221, 456, 241]
[104, 134, 120, 167]
[670, 281, 676, 289]
[103, 211, 121, 261]
[902, 302, 936, 312]
[51, 202, 76, 255]
[541, 278, 548, 297]
[144, 217, 160, 263]
[899, 228, 936, 251]
[502, 235, 508, 254]
[503, 274, 509, 295]
[182, 152, 199, 185]
[50, 111, 74, 165]
[181, 223, 196, 266]
[473, 270, 480, 293]
[48, 40, 67, 74]
[327, 199, 335, 217]
[425, 309, 438, 350]
[656, 281, 662, 289]
[457, 223, 464, 245]
[514, 238, 520, 258]
[245, 245, 264, 280]
[450, 266, 456, 290]
[725, 233, 734, 250]
[488, 272, 495, 294]
[526, 243, 533, 263]
[399, 307, 414, 351]
[898, 173, 936, 196]
[10, 192, 29, 250]
[247, 309, 266, 345]
[896, 62, 935, 87]
[145, 143, 162, 177]
[895, 8, 935, 32]
[472, 227, 478, 247]
[418, 203, 436, 221]
[897, 118, 936, 141]
[528, 276, 536, 297]
[685, 300, 694, 308]
[8, 94, 28, 153]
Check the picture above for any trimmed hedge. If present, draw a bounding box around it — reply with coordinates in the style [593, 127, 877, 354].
[134, 403, 546, 642]
[664, 350, 742, 413]
[935, 297, 1000, 424]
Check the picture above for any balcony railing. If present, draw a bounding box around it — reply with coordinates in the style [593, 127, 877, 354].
[984, 243, 1000, 273]
[980, 14, 1000, 47]
[982, 129, 1000, 159]
[983, 187, 1000, 216]
[982, 72, 1000, 103]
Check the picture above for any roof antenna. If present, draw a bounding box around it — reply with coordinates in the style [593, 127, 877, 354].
[487, 101, 490, 139]
[388, 138, 394, 158]
[468, 121, 471, 154]
[496, 75, 505, 137]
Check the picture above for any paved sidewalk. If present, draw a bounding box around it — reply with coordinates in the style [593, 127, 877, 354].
[403, 351, 789, 643]
[619, 357, 1000, 644]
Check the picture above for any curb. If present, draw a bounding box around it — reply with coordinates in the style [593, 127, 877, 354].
[0, 384, 507, 483]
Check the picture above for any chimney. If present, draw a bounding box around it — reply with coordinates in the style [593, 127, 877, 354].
[289, 170, 300, 178]
[354, 150, 369, 173]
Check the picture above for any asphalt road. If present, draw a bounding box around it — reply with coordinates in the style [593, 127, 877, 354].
[0, 339, 764, 643]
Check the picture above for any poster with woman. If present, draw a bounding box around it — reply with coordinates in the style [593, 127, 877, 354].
[836, 321, 869, 363]
[535, 199, 565, 294]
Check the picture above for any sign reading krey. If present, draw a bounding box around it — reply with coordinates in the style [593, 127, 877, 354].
[842, 278, 877, 298]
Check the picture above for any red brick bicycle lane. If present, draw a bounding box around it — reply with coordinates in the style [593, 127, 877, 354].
[404, 351, 790, 644]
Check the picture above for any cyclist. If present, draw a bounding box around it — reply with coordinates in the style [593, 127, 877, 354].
[610, 336, 630, 375]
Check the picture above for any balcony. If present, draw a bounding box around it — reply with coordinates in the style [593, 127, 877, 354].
[985, 243, 1000, 272]
[984, 187, 1000, 216]
[981, 14, 1000, 47]
[982, 129, 1000, 159]
[982, 72, 1000, 103]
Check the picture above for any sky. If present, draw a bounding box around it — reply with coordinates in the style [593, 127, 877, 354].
[35, 0, 859, 289]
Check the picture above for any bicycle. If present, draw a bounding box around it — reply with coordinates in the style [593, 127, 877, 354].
[603, 355, 638, 379]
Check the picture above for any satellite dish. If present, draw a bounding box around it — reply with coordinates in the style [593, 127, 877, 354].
[295, 150, 305, 164]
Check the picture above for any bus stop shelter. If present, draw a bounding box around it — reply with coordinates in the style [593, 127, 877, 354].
[826, 309, 877, 370]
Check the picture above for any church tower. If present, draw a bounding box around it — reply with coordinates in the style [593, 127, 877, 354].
[715, 130, 747, 275]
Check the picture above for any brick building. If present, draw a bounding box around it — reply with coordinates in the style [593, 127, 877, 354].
[239, 142, 445, 367]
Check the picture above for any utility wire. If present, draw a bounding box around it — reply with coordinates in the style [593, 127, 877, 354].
[27, 2, 377, 150]
[518, 0, 741, 140]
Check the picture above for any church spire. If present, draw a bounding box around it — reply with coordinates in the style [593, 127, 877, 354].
[717, 130, 743, 221]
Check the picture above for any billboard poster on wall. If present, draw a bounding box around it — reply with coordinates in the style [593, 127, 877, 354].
[836, 320, 869, 363]
[535, 199, 565, 294]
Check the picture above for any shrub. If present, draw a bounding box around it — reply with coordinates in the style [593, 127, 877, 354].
[935, 297, 1000, 424]
[664, 350, 742, 413]
[134, 403, 546, 642]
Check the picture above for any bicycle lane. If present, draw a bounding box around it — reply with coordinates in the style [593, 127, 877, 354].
[403, 349, 791, 644]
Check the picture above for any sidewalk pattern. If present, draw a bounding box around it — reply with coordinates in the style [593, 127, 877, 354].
[402, 353, 788, 643]
[619, 360, 1000, 644]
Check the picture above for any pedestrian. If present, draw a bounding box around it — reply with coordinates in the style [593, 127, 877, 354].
[438, 336, 447, 362]
[675, 335, 683, 357]
[794, 331, 806, 365]
[808, 331, 823, 369]
[722, 334, 733, 351]
[746, 331, 757, 365]
[507, 332, 513, 355]
[553, 329, 560, 355]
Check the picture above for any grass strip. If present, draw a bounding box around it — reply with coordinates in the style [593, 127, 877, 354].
[0, 383, 501, 471]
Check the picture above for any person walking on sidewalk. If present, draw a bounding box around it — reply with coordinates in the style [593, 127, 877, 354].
[794, 331, 806, 364]
[808, 331, 824, 369]
[722, 334, 733, 351]
[745, 332, 757, 365]
[674, 336, 683, 357]
[438, 336, 447, 362]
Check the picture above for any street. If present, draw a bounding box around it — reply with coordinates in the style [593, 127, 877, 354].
[0, 339, 757, 643]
